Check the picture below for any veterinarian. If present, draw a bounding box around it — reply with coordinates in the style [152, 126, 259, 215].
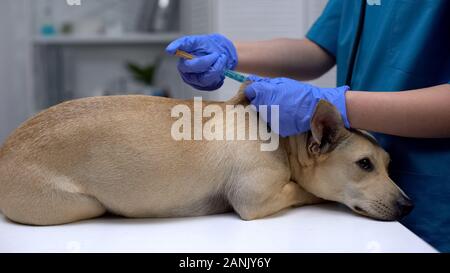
[166, 0, 450, 252]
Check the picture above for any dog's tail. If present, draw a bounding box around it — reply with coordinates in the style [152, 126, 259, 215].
[226, 81, 251, 106]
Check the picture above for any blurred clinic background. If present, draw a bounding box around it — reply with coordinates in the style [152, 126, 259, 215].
[0, 0, 334, 143]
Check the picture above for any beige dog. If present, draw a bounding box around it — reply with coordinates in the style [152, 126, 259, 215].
[0, 85, 413, 226]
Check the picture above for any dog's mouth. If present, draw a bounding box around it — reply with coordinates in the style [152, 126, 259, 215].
[350, 198, 414, 221]
[353, 205, 367, 214]
[350, 201, 396, 220]
[351, 205, 379, 219]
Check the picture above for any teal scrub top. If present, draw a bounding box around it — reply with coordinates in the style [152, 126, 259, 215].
[307, 0, 450, 252]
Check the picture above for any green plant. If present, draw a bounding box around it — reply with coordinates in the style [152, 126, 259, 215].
[126, 58, 161, 86]
[61, 22, 74, 35]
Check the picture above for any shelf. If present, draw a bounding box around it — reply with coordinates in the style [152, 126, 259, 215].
[33, 32, 182, 46]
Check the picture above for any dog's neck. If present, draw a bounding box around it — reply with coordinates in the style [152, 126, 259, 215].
[281, 133, 315, 185]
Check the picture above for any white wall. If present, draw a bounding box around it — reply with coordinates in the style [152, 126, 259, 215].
[59, 45, 172, 99]
[0, 0, 34, 143]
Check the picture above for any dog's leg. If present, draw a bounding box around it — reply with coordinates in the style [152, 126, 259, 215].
[2, 189, 106, 226]
[231, 181, 323, 221]
[1, 165, 106, 226]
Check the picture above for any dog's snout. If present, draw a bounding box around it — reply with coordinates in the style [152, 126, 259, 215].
[396, 196, 414, 218]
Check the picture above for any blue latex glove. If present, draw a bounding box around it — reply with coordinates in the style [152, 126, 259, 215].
[166, 34, 238, 91]
[245, 76, 350, 137]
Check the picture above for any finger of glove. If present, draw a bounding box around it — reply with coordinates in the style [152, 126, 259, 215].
[178, 53, 220, 74]
[181, 71, 224, 91]
[245, 82, 271, 107]
[166, 36, 200, 55]
[180, 72, 199, 85]
[196, 54, 227, 84]
[247, 75, 268, 83]
[210, 53, 228, 74]
[244, 82, 259, 101]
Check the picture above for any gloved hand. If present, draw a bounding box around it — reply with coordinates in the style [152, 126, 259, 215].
[166, 34, 238, 91]
[245, 76, 350, 137]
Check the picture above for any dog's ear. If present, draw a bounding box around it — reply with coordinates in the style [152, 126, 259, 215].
[308, 100, 349, 155]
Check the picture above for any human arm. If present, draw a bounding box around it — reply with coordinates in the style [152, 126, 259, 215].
[245, 76, 450, 138]
[166, 34, 334, 90]
[346, 84, 450, 138]
[235, 38, 335, 81]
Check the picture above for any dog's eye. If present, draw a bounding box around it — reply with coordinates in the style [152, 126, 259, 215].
[356, 158, 374, 172]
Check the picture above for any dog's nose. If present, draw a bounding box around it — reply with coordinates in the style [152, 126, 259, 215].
[396, 196, 414, 218]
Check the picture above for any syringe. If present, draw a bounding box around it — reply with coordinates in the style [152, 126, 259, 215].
[175, 50, 248, 83]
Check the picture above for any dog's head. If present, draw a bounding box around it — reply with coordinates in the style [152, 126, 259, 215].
[294, 100, 413, 221]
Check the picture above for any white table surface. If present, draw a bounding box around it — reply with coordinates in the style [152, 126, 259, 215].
[0, 204, 436, 253]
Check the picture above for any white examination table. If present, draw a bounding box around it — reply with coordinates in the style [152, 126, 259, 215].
[0, 203, 436, 253]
